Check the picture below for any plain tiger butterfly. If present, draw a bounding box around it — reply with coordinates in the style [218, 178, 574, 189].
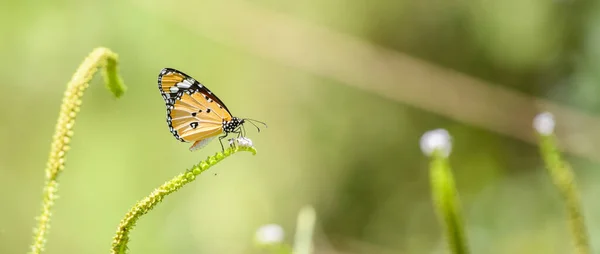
[157, 68, 266, 151]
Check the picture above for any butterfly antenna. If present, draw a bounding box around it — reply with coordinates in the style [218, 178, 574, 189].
[247, 120, 261, 133]
[244, 119, 265, 133]
[244, 118, 268, 133]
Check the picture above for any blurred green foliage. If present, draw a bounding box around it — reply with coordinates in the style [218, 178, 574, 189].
[2, 0, 600, 253]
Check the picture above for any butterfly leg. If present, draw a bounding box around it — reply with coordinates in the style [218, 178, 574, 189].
[221, 127, 246, 151]
[241, 124, 247, 137]
[228, 137, 237, 149]
[233, 126, 244, 139]
[218, 133, 229, 152]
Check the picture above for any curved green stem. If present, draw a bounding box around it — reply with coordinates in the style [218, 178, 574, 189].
[537, 134, 591, 254]
[111, 146, 257, 254]
[29, 47, 127, 254]
[429, 150, 469, 254]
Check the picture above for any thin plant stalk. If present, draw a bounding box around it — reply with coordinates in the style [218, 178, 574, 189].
[429, 149, 469, 254]
[538, 133, 591, 254]
[111, 146, 257, 254]
[29, 47, 126, 254]
[292, 206, 316, 254]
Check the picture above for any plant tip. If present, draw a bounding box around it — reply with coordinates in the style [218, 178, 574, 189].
[255, 224, 285, 244]
[238, 137, 253, 147]
[420, 128, 452, 157]
[228, 137, 253, 148]
[533, 111, 555, 135]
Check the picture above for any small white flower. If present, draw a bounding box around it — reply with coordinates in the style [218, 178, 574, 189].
[227, 137, 254, 148]
[255, 224, 284, 244]
[237, 137, 253, 147]
[420, 128, 452, 157]
[533, 112, 555, 135]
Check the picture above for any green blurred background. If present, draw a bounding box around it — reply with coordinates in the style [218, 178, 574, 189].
[2, 0, 600, 253]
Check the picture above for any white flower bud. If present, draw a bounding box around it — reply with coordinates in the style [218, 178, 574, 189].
[420, 128, 452, 157]
[237, 137, 253, 147]
[533, 112, 555, 135]
[255, 224, 284, 244]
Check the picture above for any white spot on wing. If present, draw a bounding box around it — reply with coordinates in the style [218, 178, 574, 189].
[170, 86, 179, 93]
[177, 80, 193, 89]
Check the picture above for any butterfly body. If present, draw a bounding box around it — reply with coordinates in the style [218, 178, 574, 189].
[157, 68, 260, 151]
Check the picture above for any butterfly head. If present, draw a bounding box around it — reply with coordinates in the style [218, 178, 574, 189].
[223, 117, 268, 135]
[223, 117, 244, 133]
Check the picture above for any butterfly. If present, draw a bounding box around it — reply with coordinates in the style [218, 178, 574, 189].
[157, 68, 266, 151]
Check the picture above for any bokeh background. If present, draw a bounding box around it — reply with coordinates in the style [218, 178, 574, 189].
[2, 0, 600, 253]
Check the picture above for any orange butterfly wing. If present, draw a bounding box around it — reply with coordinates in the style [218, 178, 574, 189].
[170, 92, 231, 141]
[158, 68, 233, 149]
